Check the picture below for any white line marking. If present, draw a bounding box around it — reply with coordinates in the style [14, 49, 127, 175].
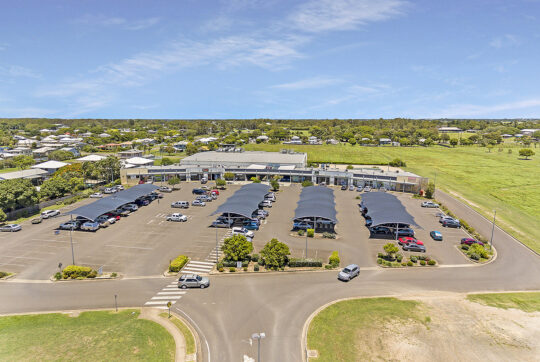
[157, 291, 187, 295]
[182, 267, 212, 273]
[147, 220, 154, 224]
[154, 306, 169, 310]
[151, 296, 182, 300]
[187, 260, 215, 266]
[144, 301, 175, 305]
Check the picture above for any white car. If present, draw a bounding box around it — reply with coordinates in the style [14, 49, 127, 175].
[122, 203, 138, 212]
[90, 192, 104, 198]
[192, 200, 206, 207]
[0, 224, 22, 232]
[364, 186, 372, 192]
[421, 201, 439, 208]
[259, 200, 272, 208]
[232, 227, 254, 239]
[167, 213, 188, 222]
[41, 209, 60, 219]
[96, 215, 116, 225]
[104, 187, 117, 194]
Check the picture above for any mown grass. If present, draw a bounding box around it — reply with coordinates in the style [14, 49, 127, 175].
[159, 313, 196, 355]
[308, 297, 425, 361]
[0, 309, 175, 361]
[0, 167, 19, 174]
[467, 292, 540, 313]
[244, 143, 540, 253]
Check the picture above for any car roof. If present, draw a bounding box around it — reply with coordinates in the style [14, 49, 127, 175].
[345, 264, 358, 269]
[180, 274, 199, 278]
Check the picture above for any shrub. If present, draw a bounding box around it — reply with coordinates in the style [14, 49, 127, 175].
[461, 244, 469, 251]
[401, 262, 407, 266]
[420, 260, 426, 266]
[383, 243, 399, 259]
[384, 261, 391, 267]
[222, 260, 248, 267]
[87, 270, 97, 278]
[324, 264, 333, 269]
[396, 253, 403, 262]
[301, 180, 314, 187]
[428, 260, 436, 265]
[377, 258, 383, 264]
[469, 253, 480, 261]
[243, 266, 248, 272]
[169, 255, 189, 272]
[323, 232, 336, 239]
[251, 254, 259, 263]
[62, 265, 95, 279]
[329, 251, 340, 268]
[218, 267, 224, 272]
[54, 272, 62, 280]
[288, 258, 323, 267]
[297, 229, 305, 236]
[254, 264, 260, 272]
[468, 243, 489, 259]
[307, 229, 315, 237]
[377, 252, 384, 259]
[216, 262, 224, 270]
[407, 261, 413, 266]
[229, 267, 236, 272]
[410, 256, 418, 263]
[111, 272, 117, 278]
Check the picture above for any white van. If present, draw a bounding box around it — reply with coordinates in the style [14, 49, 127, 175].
[171, 201, 190, 209]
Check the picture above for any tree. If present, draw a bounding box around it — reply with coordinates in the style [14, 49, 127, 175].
[160, 157, 173, 166]
[250, 176, 261, 183]
[224, 172, 235, 181]
[167, 176, 180, 189]
[449, 139, 458, 147]
[215, 178, 226, 189]
[301, 180, 313, 187]
[425, 181, 435, 199]
[12, 155, 34, 170]
[221, 234, 253, 261]
[389, 158, 406, 167]
[40, 177, 71, 199]
[383, 242, 399, 259]
[0, 208, 6, 223]
[185, 143, 198, 156]
[348, 137, 356, 146]
[441, 133, 450, 142]
[270, 178, 279, 191]
[260, 238, 290, 269]
[48, 150, 73, 161]
[0, 179, 39, 212]
[519, 148, 535, 160]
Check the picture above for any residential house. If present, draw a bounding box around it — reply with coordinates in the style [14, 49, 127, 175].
[379, 138, 392, 145]
[438, 127, 463, 133]
[10, 147, 32, 156]
[60, 147, 80, 157]
[31, 160, 70, 174]
[118, 149, 143, 159]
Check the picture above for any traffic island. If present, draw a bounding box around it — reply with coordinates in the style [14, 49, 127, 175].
[457, 243, 496, 264]
[51, 265, 119, 281]
[376, 243, 438, 268]
[0, 271, 14, 280]
[163, 255, 189, 277]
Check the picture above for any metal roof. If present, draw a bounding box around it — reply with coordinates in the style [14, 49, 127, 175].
[360, 192, 418, 227]
[213, 183, 270, 218]
[67, 184, 158, 221]
[294, 186, 337, 223]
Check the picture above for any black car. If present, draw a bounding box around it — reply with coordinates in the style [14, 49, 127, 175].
[370, 226, 391, 235]
[340, 184, 347, 190]
[135, 198, 150, 206]
[394, 228, 415, 237]
[442, 219, 461, 228]
[192, 188, 206, 195]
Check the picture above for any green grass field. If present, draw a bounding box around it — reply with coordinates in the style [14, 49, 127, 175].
[308, 297, 425, 361]
[160, 313, 196, 355]
[467, 292, 540, 312]
[0, 167, 18, 174]
[244, 143, 540, 252]
[0, 310, 175, 361]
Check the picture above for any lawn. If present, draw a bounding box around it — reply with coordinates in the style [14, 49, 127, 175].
[0, 309, 175, 361]
[0, 167, 18, 174]
[307, 297, 425, 361]
[244, 143, 540, 253]
[160, 313, 196, 355]
[467, 292, 540, 313]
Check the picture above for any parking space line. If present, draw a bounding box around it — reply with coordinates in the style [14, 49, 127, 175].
[105, 245, 153, 250]
[0, 255, 43, 260]
[162, 288, 180, 291]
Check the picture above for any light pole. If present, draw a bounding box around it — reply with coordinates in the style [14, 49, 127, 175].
[69, 214, 75, 265]
[490, 210, 496, 248]
[215, 226, 219, 263]
[252, 332, 265, 362]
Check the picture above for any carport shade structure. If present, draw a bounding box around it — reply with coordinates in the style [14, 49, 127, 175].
[67, 184, 159, 221]
[360, 192, 418, 228]
[294, 186, 337, 224]
[213, 183, 270, 219]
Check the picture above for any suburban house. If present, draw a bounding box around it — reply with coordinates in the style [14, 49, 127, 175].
[438, 127, 463, 133]
[118, 149, 143, 159]
[31, 160, 70, 174]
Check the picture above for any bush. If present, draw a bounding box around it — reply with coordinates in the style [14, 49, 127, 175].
[410, 256, 418, 263]
[54, 272, 62, 280]
[329, 251, 340, 268]
[288, 258, 323, 267]
[254, 264, 260, 272]
[407, 261, 413, 266]
[396, 253, 403, 262]
[324, 264, 333, 269]
[169, 255, 189, 272]
[222, 260, 248, 267]
[297, 229, 305, 236]
[469, 253, 480, 261]
[243, 266, 248, 271]
[62, 265, 95, 279]
[401, 262, 407, 266]
[251, 254, 259, 263]
[420, 260, 426, 266]
[461, 245, 469, 251]
[218, 267, 224, 272]
[322, 232, 336, 239]
[229, 267, 236, 272]
[111, 272, 117, 278]
[307, 229, 315, 237]
[428, 260, 436, 265]
[301, 180, 314, 187]
[377, 258, 383, 264]
[468, 243, 489, 259]
[377, 252, 384, 259]
[87, 270, 97, 278]
[216, 262, 224, 270]
[384, 261, 391, 267]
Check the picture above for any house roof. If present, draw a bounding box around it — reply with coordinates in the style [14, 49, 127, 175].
[0, 168, 48, 180]
[124, 157, 154, 165]
[77, 154, 106, 162]
[31, 160, 69, 169]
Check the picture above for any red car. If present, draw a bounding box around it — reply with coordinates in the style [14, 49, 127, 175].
[105, 213, 121, 221]
[211, 189, 220, 195]
[398, 237, 424, 246]
[461, 238, 484, 246]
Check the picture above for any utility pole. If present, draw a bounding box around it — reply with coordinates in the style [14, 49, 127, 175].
[490, 210, 496, 248]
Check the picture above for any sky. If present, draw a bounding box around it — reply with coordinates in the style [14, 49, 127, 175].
[1, 0, 540, 119]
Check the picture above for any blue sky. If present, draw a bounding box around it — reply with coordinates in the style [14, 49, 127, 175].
[1, 0, 540, 119]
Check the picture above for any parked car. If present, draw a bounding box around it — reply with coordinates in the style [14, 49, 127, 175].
[59, 220, 80, 230]
[96, 215, 116, 225]
[340, 184, 348, 190]
[103, 187, 117, 194]
[379, 187, 387, 192]
[178, 274, 210, 289]
[159, 186, 172, 193]
[201, 177, 208, 184]
[31, 216, 43, 224]
[135, 198, 150, 206]
[167, 213, 188, 222]
[442, 219, 461, 228]
[337, 264, 360, 281]
[349, 185, 355, 191]
[394, 228, 415, 237]
[402, 243, 426, 252]
[259, 200, 272, 208]
[171, 201, 190, 209]
[435, 212, 446, 218]
[460, 238, 484, 246]
[41, 209, 60, 219]
[105, 213, 121, 221]
[0, 224, 22, 232]
[364, 186, 372, 192]
[370, 226, 391, 234]
[212, 219, 234, 228]
[439, 216, 456, 224]
[90, 192, 104, 198]
[115, 185, 125, 191]
[430, 231, 443, 241]
[192, 200, 206, 207]
[365, 219, 373, 227]
[113, 209, 131, 217]
[192, 188, 206, 195]
[211, 189, 220, 195]
[356, 186, 363, 192]
[232, 226, 254, 238]
[122, 203, 138, 212]
[293, 221, 312, 230]
[196, 195, 212, 202]
[154, 192, 164, 199]
[398, 237, 424, 246]
[80, 221, 100, 232]
[243, 220, 260, 230]
[421, 201, 439, 208]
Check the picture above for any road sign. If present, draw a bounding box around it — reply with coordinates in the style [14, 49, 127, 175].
[167, 301, 172, 308]
[98, 266, 103, 275]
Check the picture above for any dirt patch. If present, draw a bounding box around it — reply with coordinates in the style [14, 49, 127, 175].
[356, 294, 540, 361]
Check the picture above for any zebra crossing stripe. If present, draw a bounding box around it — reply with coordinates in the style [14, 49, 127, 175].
[157, 291, 186, 295]
[151, 296, 182, 300]
[145, 300, 175, 305]
[188, 261, 215, 266]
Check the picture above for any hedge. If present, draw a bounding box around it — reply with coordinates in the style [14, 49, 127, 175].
[62, 265, 97, 279]
[322, 232, 336, 239]
[288, 258, 323, 267]
[169, 255, 189, 272]
[222, 260, 249, 267]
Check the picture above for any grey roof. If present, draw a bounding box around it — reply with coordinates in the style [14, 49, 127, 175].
[181, 151, 307, 166]
[294, 186, 337, 222]
[0, 169, 48, 180]
[361, 192, 418, 227]
[67, 184, 158, 221]
[213, 183, 270, 218]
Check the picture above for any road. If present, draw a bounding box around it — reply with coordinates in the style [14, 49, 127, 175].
[1, 190, 540, 361]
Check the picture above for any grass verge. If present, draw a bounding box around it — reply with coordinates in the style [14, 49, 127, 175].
[159, 313, 196, 355]
[467, 292, 540, 312]
[0, 309, 175, 361]
[307, 297, 426, 361]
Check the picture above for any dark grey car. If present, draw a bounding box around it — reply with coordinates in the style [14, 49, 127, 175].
[403, 242, 426, 252]
[178, 274, 210, 289]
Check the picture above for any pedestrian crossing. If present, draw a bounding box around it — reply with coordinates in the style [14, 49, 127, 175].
[144, 280, 186, 309]
[181, 229, 232, 273]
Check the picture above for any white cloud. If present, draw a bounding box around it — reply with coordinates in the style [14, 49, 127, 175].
[271, 77, 342, 90]
[290, 0, 407, 33]
[436, 98, 540, 117]
[72, 14, 160, 30]
[0, 65, 41, 79]
[126, 17, 161, 31]
[489, 34, 520, 48]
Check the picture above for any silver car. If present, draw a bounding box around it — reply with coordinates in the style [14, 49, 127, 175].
[178, 274, 210, 289]
[0, 224, 22, 232]
[338, 264, 360, 281]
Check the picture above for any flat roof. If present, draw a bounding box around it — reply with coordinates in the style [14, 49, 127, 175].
[0, 169, 48, 180]
[361, 192, 418, 227]
[294, 186, 337, 223]
[32, 160, 69, 169]
[181, 151, 307, 165]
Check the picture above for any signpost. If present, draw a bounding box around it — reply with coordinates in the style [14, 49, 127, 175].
[167, 301, 172, 318]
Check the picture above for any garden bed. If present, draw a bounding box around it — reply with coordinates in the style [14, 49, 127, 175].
[457, 243, 495, 263]
[52, 265, 118, 281]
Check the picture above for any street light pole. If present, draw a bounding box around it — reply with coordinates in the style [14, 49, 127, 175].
[216, 226, 219, 263]
[252, 332, 265, 362]
[69, 214, 75, 265]
[490, 210, 496, 248]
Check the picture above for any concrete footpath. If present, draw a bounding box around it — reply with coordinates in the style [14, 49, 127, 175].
[140, 307, 186, 362]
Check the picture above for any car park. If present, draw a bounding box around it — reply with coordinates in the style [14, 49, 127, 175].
[460, 238, 484, 246]
[349, 185, 355, 191]
[370, 226, 391, 235]
[364, 186, 372, 192]
[178, 274, 210, 289]
[398, 237, 424, 246]
[167, 213, 188, 222]
[103, 187, 117, 194]
[394, 228, 415, 237]
[90, 192, 104, 198]
[171, 201, 190, 209]
[421, 201, 439, 208]
[356, 186, 363, 192]
[402, 242, 426, 252]
[41, 209, 60, 219]
[59, 220, 80, 230]
[122, 203, 138, 212]
[192, 200, 206, 207]
[192, 188, 206, 195]
[340, 184, 347, 190]
[135, 198, 150, 207]
[212, 219, 234, 228]
[196, 195, 212, 202]
[337, 264, 360, 281]
[232, 226, 254, 238]
[159, 186, 173, 193]
[0, 224, 22, 232]
[442, 219, 461, 228]
[430, 231, 443, 241]
[80, 221, 100, 232]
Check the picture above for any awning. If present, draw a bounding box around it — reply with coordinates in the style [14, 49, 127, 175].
[67, 184, 158, 221]
[294, 186, 337, 223]
[213, 183, 270, 219]
[360, 192, 418, 227]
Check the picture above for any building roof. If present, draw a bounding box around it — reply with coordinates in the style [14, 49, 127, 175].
[438, 127, 462, 131]
[181, 151, 307, 166]
[0, 168, 48, 180]
[360, 192, 418, 227]
[77, 154, 106, 162]
[212, 183, 270, 219]
[125, 157, 154, 165]
[31, 160, 69, 169]
[294, 186, 337, 222]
